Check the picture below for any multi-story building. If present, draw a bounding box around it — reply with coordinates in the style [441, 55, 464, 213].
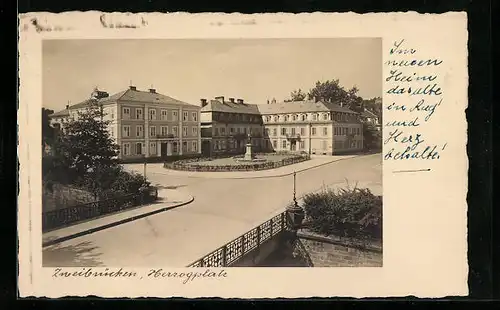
[258, 100, 363, 155]
[199, 96, 363, 156]
[49, 86, 202, 160]
[200, 96, 263, 156]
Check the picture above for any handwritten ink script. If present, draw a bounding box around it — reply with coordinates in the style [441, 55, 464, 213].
[52, 268, 228, 284]
[384, 39, 447, 162]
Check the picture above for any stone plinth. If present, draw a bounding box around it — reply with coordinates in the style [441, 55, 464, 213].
[244, 143, 254, 161]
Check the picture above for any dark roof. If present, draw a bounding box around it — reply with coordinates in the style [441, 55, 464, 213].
[201, 100, 261, 115]
[257, 100, 358, 115]
[49, 109, 70, 117]
[49, 88, 197, 118]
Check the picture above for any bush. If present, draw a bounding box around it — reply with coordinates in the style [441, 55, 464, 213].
[302, 185, 382, 241]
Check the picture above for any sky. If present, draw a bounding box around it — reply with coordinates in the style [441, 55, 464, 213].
[43, 38, 382, 112]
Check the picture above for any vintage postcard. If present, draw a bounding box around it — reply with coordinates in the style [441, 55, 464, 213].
[18, 12, 468, 298]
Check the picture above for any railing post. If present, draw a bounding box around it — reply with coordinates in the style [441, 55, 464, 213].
[240, 235, 246, 255]
[221, 246, 227, 267]
[256, 225, 261, 246]
[270, 219, 273, 236]
[281, 212, 285, 231]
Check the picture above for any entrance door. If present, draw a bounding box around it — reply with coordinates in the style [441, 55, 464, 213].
[161, 143, 168, 157]
[290, 141, 297, 151]
[201, 140, 211, 157]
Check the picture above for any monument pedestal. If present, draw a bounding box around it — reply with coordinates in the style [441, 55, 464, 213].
[244, 143, 254, 161]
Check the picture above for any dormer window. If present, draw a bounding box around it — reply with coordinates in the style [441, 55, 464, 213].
[292, 114, 297, 121]
[301, 114, 307, 121]
[284, 115, 289, 122]
[274, 116, 279, 122]
[312, 113, 318, 121]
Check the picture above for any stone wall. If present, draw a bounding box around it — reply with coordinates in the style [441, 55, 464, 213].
[294, 230, 382, 267]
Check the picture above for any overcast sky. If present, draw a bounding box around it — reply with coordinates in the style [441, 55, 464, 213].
[43, 38, 382, 112]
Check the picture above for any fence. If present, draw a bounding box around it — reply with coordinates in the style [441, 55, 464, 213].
[188, 211, 291, 267]
[165, 153, 310, 172]
[42, 187, 158, 232]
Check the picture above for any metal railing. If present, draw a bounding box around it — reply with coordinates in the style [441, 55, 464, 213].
[188, 211, 291, 267]
[42, 188, 158, 232]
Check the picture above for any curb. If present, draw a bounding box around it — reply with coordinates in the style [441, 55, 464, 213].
[159, 153, 375, 180]
[42, 196, 195, 247]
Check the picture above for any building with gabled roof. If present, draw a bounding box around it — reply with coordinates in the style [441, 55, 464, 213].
[49, 86, 202, 161]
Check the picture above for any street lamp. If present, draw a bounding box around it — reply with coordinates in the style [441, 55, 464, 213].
[286, 171, 305, 230]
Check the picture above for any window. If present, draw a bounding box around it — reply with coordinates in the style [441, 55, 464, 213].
[136, 108, 143, 120]
[301, 114, 307, 121]
[123, 107, 130, 117]
[230, 127, 234, 134]
[273, 140, 278, 148]
[282, 140, 287, 148]
[183, 126, 188, 137]
[281, 128, 287, 136]
[172, 126, 178, 137]
[214, 128, 219, 136]
[284, 115, 289, 122]
[111, 109, 114, 119]
[192, 127, 198, 136]
[312, 113, 318, 121]
[312, 128, 317, 136]
[291, 128, 296, 135]
[300, 127, 305, 136]
[300, 141, 305, 149]
[182, 141, 188, 152]
[221, 127, 226, 135]
[323, 113, 329, 120]
[173, 142, 178, 153]
[273, 128, 277, 136]
[150, 126, 156, 137]
[161, 109, 168, 120]
[265, 128, 270, 136]
[183, 112, 188, 121]
[192, 141, 197, 152]
[160, 126, 168, 136]
[136, 142, 143, 155]
[110, 127, 114, 138]
[149, 109, 156, 120]
[274, 116, 279, 122]
[322, 140, 327, 150]
[192, 112, 198, 122]
[173, 111, 178, 121]
[343, 127, 348, 135]
[150, 142, 157, 155]
[243, 128, 247, 134]
[266, 116, 271, 122]
[293, 114, 297, 121]
[136, 125, 144, 137]
[122, 143, 130, 155]
[323, 127, 328, 136]
[123, 125, 130, 137]
[356, 127, 361, 135]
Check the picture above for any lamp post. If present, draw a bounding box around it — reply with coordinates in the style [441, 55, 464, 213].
[286, 171, 305, 230]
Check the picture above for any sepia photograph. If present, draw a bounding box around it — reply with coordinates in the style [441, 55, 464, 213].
[41, 38, 383, 268]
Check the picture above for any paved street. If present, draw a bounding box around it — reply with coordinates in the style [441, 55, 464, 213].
[43, 154, 382, 267]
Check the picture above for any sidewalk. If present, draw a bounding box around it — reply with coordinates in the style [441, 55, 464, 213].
[125, 154, 361, 180]
[42, 188, 194, 247]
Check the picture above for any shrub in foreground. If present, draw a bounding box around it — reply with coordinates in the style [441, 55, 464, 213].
[302, 186, 382, 241]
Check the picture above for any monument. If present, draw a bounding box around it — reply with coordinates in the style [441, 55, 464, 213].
[243, 133, 254, 161]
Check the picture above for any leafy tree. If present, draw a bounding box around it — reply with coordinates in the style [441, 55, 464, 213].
[289, 89, 307, 101]
[362, 123, 381, 151]
[301, 79, 364, 112]
[42, 108, 55, 147]
[54, 102, 119, 181]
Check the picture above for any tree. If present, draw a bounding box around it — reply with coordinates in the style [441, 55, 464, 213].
[54, 102, 119, 181]
[289, 89, 307, 101]
[42, 108, 55, 147]
[362, 123, 381, 151]
[306, 80, 363, 111]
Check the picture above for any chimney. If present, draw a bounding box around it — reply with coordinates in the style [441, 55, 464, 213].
[271, 98, 276, 104]
[149, 88, 156, 93]
[229, 98, 235, 103]
[66, 104, 69, 109]
[200, 98, 208, 107]
[215, 96, 225, 103]
[129, 86, 137, 91]
[237, 99, 244, 104]
[267, 99, 270, 104]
